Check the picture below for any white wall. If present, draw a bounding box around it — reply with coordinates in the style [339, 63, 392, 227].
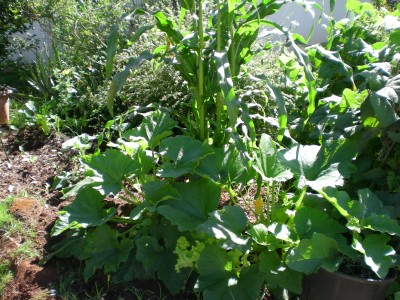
[268, 0, 372, 45]
[10, 21, 50, 63]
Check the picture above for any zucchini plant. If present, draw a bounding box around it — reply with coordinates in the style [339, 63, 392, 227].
[48, 0, 400, 298]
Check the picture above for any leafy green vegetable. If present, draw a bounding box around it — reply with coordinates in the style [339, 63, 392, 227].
[51, 186, 115, 236]
[158, 136, 214, 178]
[197, 206, 250, 251]
[157, 177, 221, 231]
[80, 224, 133, 280]
[197, 246, 264, 300]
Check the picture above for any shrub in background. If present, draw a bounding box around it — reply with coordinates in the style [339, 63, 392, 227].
[0, 0, 33, 62]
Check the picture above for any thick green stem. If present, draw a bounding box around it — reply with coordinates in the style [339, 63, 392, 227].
[229, 17, 235, 77]
[288, 187, 308, 224]
[271, 181, 276, 222]
[121, 184, 139, 204]
[197, 0, 206, 141]
[295, 187, 307, 211]
[214, 0, 223, 146]
[266, 181, 271, 223]
[109, 217, 136, 225]
[227, 186, 238, 205]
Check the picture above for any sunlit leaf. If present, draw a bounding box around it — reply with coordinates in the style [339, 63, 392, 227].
[286, 233, 339, 273]
[158, 136, 214, 178]
[353, 234, 395, 279]
[254, 134, 293, 182]
[197, 206, 250, 250]
[197, 246, 264, 300]
[51, 186, 115, 236]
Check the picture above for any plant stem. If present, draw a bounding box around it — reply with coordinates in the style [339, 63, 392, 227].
[197, 0, 206, 141]
[214, 0, 223, 146]
[271, 181, 276, 221]
[109, 217, 136, 224]
[121, 185, 139, 204]
[294, 187, 307, 210]
[227, 186, 238, 205]
[228, 12, 235, 77]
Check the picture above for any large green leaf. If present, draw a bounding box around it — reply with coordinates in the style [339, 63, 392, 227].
[158, 136, 214, 178]
[340, 88, 368, 110]
[259, 250, 303, 294]
[51, 186, 115, 236]
[247, 222, 292, 251]
[135, 236, 164, 275]
[196, 145, 249, 184]
[367, 93, 399, 128]
[157, 177, 221, 231]
[253, 134, 293, 183]
[123, 110, 177, 150]
[376, 74, 400, 104]
[112, 250, 146, 283]
[390, 28, 400, 46]
[315, 46, 354, 83]
[284, 138, 356, 188]
[135, 226, 192, 294]
[142, 181, 180, 206]
[107, 51, 153, 116]
[153, 11, 183, 44]
[278, 143, 344, 190]
[214, 51, 239, 127]
[318, 187, 354, 218]
[83, 149, 145, 195]
[294, 206, 346, 239]
[197, 206, 250, 250]
[286, 233, 339, 273]
[47, 230, 86, 260]
[230, 20, 260, 75]
[80, 224, 133, 280]
[197, 246, 264, 300]
[356, 189, 400, 235]
[353, 234, 396, 279]
[105, 24, 119, 80]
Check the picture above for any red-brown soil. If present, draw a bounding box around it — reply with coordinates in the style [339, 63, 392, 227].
[0, 126, 74, 300]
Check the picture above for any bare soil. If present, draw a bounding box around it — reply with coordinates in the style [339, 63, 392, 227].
[0, 126, 75, 300]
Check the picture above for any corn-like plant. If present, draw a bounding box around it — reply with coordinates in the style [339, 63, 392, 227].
[106, 0, 318, 145]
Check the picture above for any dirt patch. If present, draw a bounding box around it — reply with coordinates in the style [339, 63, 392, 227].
[0, 127, 74, 201]
[5, 260, 58, 300]
[0, 126, 73, 300]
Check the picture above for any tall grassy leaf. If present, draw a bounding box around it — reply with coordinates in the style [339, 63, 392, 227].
[215, 51, 239, 127]
[105, 24, 119, 80]
[107, 51, 153, 116]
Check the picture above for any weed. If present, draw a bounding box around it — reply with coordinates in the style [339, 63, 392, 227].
[0, 260, 13, 294]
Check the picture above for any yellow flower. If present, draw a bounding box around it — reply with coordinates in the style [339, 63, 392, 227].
[254, 197, 264, 216]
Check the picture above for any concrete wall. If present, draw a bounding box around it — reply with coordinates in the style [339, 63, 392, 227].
[268, 0, 372, 45]
[10, 21, 51, 63]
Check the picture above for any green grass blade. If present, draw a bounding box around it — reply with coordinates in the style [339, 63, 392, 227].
[107, 51, 153, 116]
[105, 24, 119, 80]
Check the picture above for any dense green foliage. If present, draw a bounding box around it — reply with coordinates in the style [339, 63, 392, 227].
[47, 0, 400, 299]
[0, 0, 33, 59]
